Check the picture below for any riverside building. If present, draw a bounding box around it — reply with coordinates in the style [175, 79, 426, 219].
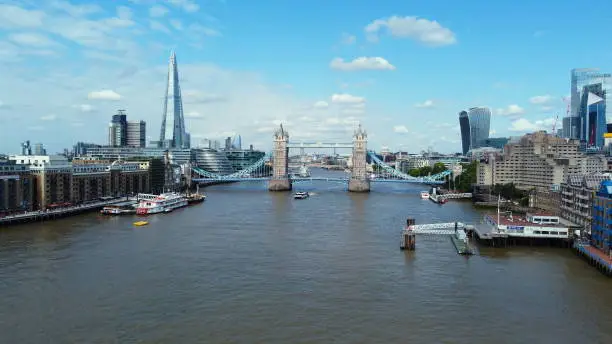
[476, 131, 608, 191]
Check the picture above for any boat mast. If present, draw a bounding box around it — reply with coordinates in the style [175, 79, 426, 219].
[497, 194, 501, 230]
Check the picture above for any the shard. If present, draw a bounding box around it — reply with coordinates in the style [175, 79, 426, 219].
[159, 50, 190, 149]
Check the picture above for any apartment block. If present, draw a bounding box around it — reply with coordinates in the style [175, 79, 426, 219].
[0, 158, 34, 213]
[560, 173, 610, 232]
[592, 180, 612, 254]
[9, 155, 153, 210]
[477, 131, 608, 191]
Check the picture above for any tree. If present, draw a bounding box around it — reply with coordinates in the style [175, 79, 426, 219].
[431, 162, 447, 175]
[454, 161, 477, 192]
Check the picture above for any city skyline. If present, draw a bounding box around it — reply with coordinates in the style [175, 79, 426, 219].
[1, 0, 612, 153]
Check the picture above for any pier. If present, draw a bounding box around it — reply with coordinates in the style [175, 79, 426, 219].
[0, 197, 130, 226]
[401, 219, 474, 255]
[574, 241, 612, 276]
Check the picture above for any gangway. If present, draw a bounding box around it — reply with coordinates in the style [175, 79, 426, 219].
[401, 219, 474, 255]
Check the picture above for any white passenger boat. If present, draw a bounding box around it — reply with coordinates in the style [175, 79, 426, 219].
[136, 193, 188, 215]
[293, 191, 310, 199]
[420, 191, 430, 199]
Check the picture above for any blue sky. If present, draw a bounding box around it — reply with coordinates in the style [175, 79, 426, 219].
[1, 0, 612, 154]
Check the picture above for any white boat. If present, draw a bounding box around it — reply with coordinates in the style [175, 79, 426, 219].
[420, 191, 430, 199]
[136, 193, 188, 215]
[294, 191, 310, 199]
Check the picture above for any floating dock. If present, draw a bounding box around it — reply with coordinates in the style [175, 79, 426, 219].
[401, 219, 473, 255]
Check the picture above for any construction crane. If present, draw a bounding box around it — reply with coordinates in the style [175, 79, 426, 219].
[552, 113, 560, 135]
[553, 97, 571, 136]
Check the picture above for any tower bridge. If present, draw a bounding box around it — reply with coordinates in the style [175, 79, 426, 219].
[191, 124, 452, 191]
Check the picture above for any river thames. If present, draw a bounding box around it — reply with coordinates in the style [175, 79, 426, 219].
[1, 171, 612, 343]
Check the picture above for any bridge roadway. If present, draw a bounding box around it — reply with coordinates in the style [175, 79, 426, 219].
[191, 176, 445, 184]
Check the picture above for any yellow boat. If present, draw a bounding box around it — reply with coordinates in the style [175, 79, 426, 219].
[133, 221, 149, 226]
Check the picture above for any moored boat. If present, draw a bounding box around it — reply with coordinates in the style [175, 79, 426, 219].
[135, 193, 188, 215]
[100, 205, 136, 215]
[293, 191, 309, 199]
[420, 191, 430, 199]
[186, 193, 206, 204]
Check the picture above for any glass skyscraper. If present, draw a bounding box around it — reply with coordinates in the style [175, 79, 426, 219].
[567, 68, 611, 141]
[458, 107, 491, 154]
[159, 51, 190, 149]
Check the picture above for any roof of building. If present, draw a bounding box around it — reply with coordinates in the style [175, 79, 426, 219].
[485, 214, 567, 228]
[566, 173, 611, 189]
[598, 180, 612, 196]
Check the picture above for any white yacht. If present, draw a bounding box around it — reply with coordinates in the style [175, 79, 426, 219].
[420, 191, 430, 199]
[136, 193, 188, 215]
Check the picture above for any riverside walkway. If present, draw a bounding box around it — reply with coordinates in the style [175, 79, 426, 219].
[0, 197, 130, 226]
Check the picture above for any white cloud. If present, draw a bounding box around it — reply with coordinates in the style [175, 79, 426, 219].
[182, 91, 226, 103]
[330, 57, 395, 71]
[529, 95, 553, 104]
[365, 16, 457, 46]
[509, 118, 555, 132]
[40, 114, 57, 121]
[340, 33, 356, 45]
[8, 32, 57, 47]
[393, 125, 409, 133]
[166, 0, 199, 13]
[149, 5, 169, 17]
[313, 101, 329, 109]
[50, 1, 101, 17]
[0, 5, 45, 29]
[188, 23, 221, 37]
[415, 100, 434, 108]
[73, 104, 95, 113]
[331, 93, 365, 104]
[87, 90, 122, 101]
[170, 19, 183, 31]
[496, 104, 525, 117]
[150, 20, 171, 34]
[540, 106, 554, 112]
[186, 111, 203, 119]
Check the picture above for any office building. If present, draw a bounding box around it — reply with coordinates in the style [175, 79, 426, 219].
[21, 141, 32, 155]
[232, 135, 242, 150]
[224, 137, 232, 151]
[592, 180, 612, 255]
[560, 173, 610, 233]
[477, 131, 608, 191]
[225, 150, 265, 173]
[459, 107, 491, 154]
[580, 85, 607, 149]
[566, 68, 611, 140]
[192, 149, 234, 174]
[126, 120, 146, 148]
[157, 51, 190, 149]
[33, 143, 46, 155]
[480, 137, 509, 150]
[109, 110, 128, 147]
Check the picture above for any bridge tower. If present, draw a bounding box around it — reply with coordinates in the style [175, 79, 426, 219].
[268, 124, 292, 191]
[348, 124, 370, 192]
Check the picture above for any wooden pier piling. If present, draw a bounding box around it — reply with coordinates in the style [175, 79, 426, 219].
[401, 218, 416, 250]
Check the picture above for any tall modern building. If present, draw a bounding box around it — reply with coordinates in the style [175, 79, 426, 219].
[158, 51, 190, 149]
[126, 120, 146, 148]
[108, 110, 127, 147]
[459, 107, 491, 154]
[566, 68, 611, 141]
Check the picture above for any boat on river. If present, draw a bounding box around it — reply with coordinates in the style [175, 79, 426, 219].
[136, 193, 188, 215]
[293, 191, 310, 199]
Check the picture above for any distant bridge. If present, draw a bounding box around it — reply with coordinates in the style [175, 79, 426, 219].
[191, 125, 455, 190]
[192, 151, 450, 185]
